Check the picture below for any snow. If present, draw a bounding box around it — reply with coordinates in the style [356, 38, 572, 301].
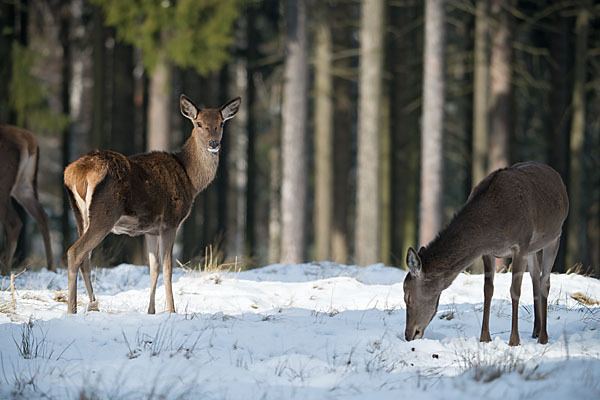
[0, 262, 599, 399]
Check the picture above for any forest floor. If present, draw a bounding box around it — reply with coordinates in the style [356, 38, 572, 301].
[0, 262, 599, 399]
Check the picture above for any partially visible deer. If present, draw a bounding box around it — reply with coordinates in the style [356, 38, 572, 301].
[0, 125, 54, 275]
[404, 162, 568, 346]
[64, 95, 241, 314]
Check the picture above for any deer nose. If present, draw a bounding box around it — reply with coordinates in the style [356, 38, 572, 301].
[209, 140, 220, 149]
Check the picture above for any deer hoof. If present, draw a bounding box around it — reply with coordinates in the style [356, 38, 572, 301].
[479, 333, 492, 343]
[87, 301, 99, 312]
[508, 335, 520, 346]
[537, 333, 548, 345]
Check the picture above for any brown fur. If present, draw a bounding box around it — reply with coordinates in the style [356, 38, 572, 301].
[63, 95, 241, 314]
[404, 162, 568, 346]
[0, 125, 54, 274]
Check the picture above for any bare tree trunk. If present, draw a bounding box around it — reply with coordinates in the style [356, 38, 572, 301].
[566, 3, 590, 269]
[331, 4, 356, 265]
[468, 0, 489, 274]
[472, 0, 489, 186]
[487, 0, 512, 173]
[60, 0, 72, 258]
[280, 0, 308, 264]
[245, 4, 258, 261]
[146, 55, 171, 152]
[314, 8, 333, 262]
[225, 48, 248, 261]
[355, 0, 384, 266]
[268, 147, 281, 264]
[91, 6, 106, 150]
[419, 0, 445, 247]
[388, 2, 421, 266]
[547, 13, 572, 273]
[380, 93, 391, 265]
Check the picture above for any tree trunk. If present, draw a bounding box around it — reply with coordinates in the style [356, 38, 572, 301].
[355, 0, 384, 266]
[110, 42, 135, 154]
[146, 55, 171, 152]
[472, 0, 489, 186]
[91, 6, 106, 150]
[331, 5, 356, 265]
[245, 4, 258, 261]
[225, 41, 248, 261]
[419, 0, 446, 247]
[388, 2, 421, 267]
[487, 0, 513, 173]
[268, 147, 281, 264]
[280, 0, 308, 264]
[314, 8, 334, 262]
[547, 12, 572, 273]
[566, 4, 589, 269]
[60, 0, 72, 259]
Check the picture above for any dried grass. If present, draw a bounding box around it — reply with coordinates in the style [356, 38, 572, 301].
[570, 292, 599, 306]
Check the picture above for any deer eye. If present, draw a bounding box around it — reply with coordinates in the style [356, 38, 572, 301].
[196, 122, 202, 128]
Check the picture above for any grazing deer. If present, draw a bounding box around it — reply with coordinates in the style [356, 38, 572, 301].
[0, 125, 54, 275]
[404, 162, 568, 346]
[63, 95, 241, 314]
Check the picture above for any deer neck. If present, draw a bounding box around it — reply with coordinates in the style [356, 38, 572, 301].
[176, 133, 219, 195]
[421, 210, 486, 289]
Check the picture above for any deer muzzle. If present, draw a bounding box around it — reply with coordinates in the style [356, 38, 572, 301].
[208, 140, 221, 153]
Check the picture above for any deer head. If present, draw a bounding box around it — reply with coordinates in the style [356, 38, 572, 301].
[403, 247, 442, 341]
[180, 94, 241, 153]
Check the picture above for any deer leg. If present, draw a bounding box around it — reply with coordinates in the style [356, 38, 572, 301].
[66, 188, 96, 311]
[480, 254, 495, 343]
[66, 202, 119, 314]
[538, 236, 560, 345]
[0, 199, 22, 275]
[80, 254, 98, 311]
[159, 229, 177, 313]
[145, 234, 160, 314]
[12, 185, 54, 272]
[528, 251, 542, 338]
[509, 250, 527, 346]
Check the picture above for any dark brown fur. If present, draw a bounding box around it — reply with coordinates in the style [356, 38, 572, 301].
[404, 162, 568, 346]
[0, 125, 54, 274]
[63, 95, 240, 314]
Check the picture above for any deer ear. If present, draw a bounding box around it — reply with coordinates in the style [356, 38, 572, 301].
[180, 94, 198, 121]
[406, 247, 422, 278]
[221, 97, 241, 121]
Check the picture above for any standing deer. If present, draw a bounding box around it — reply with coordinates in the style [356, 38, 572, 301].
[64, 95, 240, 314]
[0, 125, 54, 275]
[403, 162, 568, 346]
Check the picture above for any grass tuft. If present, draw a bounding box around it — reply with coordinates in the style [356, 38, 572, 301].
[570, 292, 599, 306]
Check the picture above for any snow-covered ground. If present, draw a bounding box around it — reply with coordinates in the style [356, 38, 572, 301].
[0, 262, 599, 399]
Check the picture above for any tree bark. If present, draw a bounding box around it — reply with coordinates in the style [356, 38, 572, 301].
[314, 8, 334, 262]
[566, 3, 589, 269]
[280, 0, 308, 264]
[245, 4, 258, 261]
[60, 0, 72, 258]
[91, 6, 106, 150]
[146, 55, 171, 152]
[472, 0, 489, 186]
[225, 42, 248, 261]
[355, 0, 385, 266]
[331, 4, 356, 265]
[487, 0, 513, 173]
[419, 0, 446, 247]
[547, 12, 572, 273]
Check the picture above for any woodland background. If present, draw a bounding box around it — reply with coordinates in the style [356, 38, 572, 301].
[0, 0, 599, 276]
